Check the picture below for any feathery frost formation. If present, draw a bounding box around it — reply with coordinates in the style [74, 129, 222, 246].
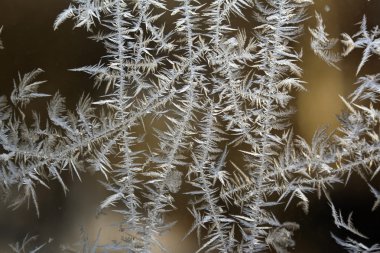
[0, 0, 380, 252]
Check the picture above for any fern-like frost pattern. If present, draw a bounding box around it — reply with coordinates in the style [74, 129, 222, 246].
[1, 0, 380, 252]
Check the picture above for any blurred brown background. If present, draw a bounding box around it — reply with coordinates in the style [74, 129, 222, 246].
[0, 0, 379, 252]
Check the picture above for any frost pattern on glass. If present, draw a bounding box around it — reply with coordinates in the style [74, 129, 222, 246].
[1, 0, 380, 252]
